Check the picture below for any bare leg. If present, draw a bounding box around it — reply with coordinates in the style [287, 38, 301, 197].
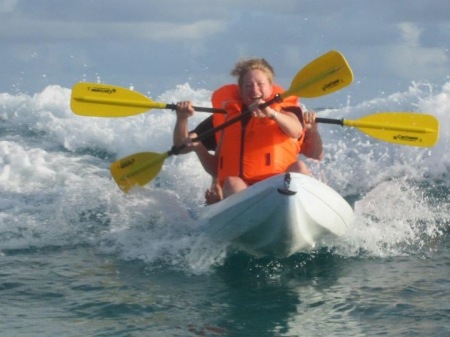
[205, 180, 224, 205]
[222, 176, 248, 198]
[205, 162, 311, 205]
[287, 161, 312, 176]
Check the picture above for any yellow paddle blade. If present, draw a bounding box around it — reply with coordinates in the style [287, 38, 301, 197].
[282, 50, 353, 99]
[108, 52, 355, 192]
[344, 112, 439, 147]
[71, 82, 167, 117]
[110, 152, 169, 192]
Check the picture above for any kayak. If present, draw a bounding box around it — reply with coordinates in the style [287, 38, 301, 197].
[198, 173, 354, 257]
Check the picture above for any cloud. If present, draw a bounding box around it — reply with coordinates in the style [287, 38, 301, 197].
[0, 18, 227, 41]
[135, 20, 227, 41]
[1, 0, 450, 103]
[386, 22, 448, 80]
[399, 22, 422, 47]
[0, 0, 18, 13]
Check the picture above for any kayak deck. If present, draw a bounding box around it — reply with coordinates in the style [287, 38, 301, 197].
[198, 173, 354, 257]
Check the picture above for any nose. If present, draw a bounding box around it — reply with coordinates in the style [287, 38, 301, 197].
[247, 83, 260, 95]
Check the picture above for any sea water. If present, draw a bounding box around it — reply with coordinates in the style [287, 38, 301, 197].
[0, 81, 449, 336]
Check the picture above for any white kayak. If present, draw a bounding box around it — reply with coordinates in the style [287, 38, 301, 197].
[198, 173, 354, 257]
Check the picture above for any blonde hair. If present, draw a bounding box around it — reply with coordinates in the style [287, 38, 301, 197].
[230, 58, 275, 88]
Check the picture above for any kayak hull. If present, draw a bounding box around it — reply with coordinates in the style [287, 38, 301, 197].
[199, 173, 354, 257]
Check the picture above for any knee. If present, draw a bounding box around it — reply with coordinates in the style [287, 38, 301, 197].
[223, 176, 243, 191]
[223, 176, 247, 197]
[287, 161, 311, 176]
[287, 161, 304, 172]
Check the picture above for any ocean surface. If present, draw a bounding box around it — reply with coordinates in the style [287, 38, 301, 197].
[1, 80, 449, 336]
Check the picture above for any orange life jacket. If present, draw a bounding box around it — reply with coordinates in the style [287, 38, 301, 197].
[211, 84, 305, 186]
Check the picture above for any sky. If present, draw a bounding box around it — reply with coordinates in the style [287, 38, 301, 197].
[1, 0, 450, 106]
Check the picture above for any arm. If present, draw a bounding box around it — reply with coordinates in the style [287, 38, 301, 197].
[191, 115, 217, 151]
[173, 101, 194, 151]
[249, 101, 303, 139]
[172, 102, 219, 176]
[300, 111, 324, 160]
[189, 132, 218, 177]
[270, 109, 303, 139]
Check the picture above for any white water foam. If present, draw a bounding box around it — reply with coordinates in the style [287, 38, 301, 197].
[0, 81, 448, 272]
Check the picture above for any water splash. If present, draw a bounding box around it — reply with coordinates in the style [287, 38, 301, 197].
[0, 81, 448, 273]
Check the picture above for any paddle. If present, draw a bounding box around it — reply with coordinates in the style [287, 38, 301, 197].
[316, 112, 439, 147]
[70, 82, 226, 117]
[111, 112, 439, 192]
[110, 50, 354, 192]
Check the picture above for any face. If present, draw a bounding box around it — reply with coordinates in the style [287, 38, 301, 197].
[240, 69, 273, 106]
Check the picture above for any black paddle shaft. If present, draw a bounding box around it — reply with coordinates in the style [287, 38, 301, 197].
[315, 117, 344, 126]
[164, 103, 225, 114]
[169, 95, 282, 155]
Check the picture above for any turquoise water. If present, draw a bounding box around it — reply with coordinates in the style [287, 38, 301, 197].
[1, 243, 448, 336]
[1, 83, 449, 336]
